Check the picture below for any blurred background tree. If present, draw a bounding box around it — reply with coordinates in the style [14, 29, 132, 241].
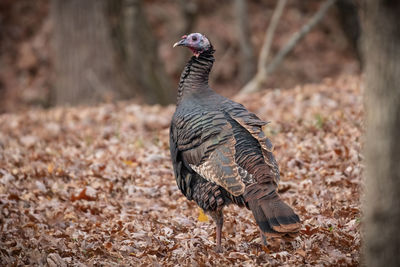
[51, 0, 174, 106]
[363, 0, 400, 265]
[51, 0, 125, 106]
[234, 0, 256, 84]
[0, 0, 361, 112]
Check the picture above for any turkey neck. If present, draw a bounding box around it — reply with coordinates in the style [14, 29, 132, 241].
[177, 50, 215, 104]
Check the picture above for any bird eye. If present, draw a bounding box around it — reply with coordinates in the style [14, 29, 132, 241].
[192, 36, 198, 41]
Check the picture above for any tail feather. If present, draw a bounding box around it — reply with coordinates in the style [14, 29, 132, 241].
[265, 200, 300, 233]
[246, 198, 276, 234]
[244, 184, 301, 237]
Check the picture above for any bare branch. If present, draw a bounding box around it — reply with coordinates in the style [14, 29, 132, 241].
[239, 0, 287, 95]
[239, 0, 337, 95]
[258, 0, 287, 75]
[265, 0, 337, 76]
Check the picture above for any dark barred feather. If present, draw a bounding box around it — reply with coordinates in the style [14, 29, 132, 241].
[170, 42, 300, 250]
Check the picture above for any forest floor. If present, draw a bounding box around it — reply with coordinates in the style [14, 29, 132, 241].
[0, 75, 362, 266]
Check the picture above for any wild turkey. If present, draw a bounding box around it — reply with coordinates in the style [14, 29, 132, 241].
[170, 33, 301, 252]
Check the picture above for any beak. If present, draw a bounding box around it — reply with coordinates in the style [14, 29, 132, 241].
[173, 38, 187, 48]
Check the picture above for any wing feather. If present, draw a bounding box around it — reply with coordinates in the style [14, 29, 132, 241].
[172, 109, 246, 196]
[222, 100, 280, 184]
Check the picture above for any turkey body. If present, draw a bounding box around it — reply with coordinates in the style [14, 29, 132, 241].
[170, 39, 300, 252]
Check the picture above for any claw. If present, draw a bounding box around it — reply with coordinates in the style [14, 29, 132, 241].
[214, 245, 223, 253]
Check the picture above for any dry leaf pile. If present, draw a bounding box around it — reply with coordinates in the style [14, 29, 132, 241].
[0, 76, 362, 266]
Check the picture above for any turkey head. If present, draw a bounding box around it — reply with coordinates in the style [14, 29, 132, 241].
[173, 33, 212, 58]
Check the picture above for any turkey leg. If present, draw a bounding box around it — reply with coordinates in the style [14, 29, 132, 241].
[259, 229, 268, 246]
[210, 209, 224, 253]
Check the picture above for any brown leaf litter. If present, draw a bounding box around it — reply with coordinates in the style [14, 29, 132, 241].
[0, 75, 362, 266]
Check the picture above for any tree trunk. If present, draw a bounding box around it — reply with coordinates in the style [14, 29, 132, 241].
[51, 0, 174, 106]
[179, 0, 198, 36]
[363, 1, 400, 266]
[336, 0, 361, 65]
[175, 0, 198, 71]
[51, 0, 128, 106]
[234, 0, 256, 84]
[110, 0, 175, 105]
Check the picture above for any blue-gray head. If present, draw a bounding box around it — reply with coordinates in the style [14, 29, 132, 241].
[173, 33, 212, 57]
